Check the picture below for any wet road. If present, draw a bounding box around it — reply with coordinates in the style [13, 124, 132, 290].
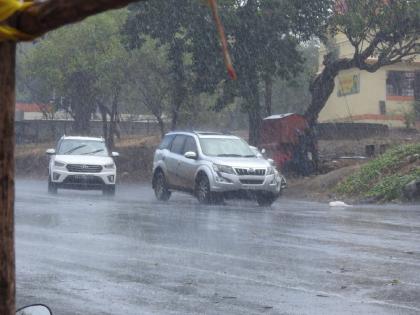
[15, 179, 420, 315]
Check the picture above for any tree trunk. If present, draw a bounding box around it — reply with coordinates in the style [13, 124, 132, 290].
[264, 76, 273, 117]
[303, 59, 350, 173]
[0, 41, 16, 315]
[72, 105, 91, 135]
[108, 88, 121, 150]
[156, 116, 165, 138]
[304, 70, 338, 126]
[247, 106, 262, 146]
[304, 56, 355, 126]
[98, 103, 109, 143]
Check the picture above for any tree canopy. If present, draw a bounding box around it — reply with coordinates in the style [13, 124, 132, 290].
[124, 0, 331, 144]
[305, 0, 420, 124]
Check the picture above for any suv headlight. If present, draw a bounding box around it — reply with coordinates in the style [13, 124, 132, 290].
[104, 163, 115, 169]
[54, 161, 65, 167]
[213, 164, 235, 175]
[266, 166, 275, 175]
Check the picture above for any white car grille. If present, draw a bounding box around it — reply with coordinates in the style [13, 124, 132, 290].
[235, 168, 266, 176]
[66, 164, 102, 173]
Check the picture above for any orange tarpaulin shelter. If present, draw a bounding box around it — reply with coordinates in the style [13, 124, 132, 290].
[259, 113, 310, 170]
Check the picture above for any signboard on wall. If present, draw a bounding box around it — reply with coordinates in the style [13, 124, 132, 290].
[337, 74, 360, 97]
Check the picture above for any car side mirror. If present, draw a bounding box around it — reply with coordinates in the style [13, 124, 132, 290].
[184, 151, 197, 159]
[46, 148, 56, 155]
[16, 305, 52, 315]
[111, 152, 119, 157]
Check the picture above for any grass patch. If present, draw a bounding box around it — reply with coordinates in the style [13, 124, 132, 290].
[336, 143, 420, 201]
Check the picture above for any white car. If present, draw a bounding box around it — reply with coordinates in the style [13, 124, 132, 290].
[46, 136, 119, 195]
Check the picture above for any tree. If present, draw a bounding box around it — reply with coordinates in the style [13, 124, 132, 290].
[124, 1, 197, 131]
[189, 0, 330, 144]
[125, 39, 171, 137]
[271, 41, 320, 115]
[1, 2, 151, 314]
[17, 10, 130, 147]
[304, 0, 420, 125]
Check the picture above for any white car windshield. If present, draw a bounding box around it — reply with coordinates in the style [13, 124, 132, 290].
[200, 138, 256, 157]
[57, 140, 109, 156]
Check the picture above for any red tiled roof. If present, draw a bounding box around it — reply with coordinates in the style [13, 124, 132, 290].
[15, 103, 52, 112]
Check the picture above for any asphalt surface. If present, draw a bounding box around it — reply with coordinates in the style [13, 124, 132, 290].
[15, 179, 420, 315]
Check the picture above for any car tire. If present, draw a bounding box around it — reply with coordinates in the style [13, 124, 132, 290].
[103, 185, 116, 196]
[196, 174, 216, 204]
[256, 192, 277, 207]
[154, 171, 171, 201]
[48, 177, 58, 194]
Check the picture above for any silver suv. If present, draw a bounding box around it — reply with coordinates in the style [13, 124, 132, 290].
[152, 131, 285, 206]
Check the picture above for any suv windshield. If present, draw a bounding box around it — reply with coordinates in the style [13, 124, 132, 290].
[199, 138, 256, 157]
[57, 139, 109, 156]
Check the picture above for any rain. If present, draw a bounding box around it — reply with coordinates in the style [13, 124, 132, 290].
[0, 0, 419, 314]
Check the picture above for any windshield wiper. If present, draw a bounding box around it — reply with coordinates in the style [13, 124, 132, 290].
[62, 145, 86, 155]
[81, 149, 104, 155]
[243, 155, 256, 158]
[217, 154, 243, 157]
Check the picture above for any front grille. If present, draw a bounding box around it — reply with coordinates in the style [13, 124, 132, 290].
[66, 164, 102, 173]
[235, 168, 266, 176]
[63, 175, 104, 185]
[240, 179, 264, 185]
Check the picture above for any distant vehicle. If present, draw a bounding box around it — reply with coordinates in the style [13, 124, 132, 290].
[152, 131, 284, 206]
[46, 136, 119, 195]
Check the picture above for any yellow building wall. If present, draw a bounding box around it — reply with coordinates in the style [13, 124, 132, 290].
[318, 34, 419, 128]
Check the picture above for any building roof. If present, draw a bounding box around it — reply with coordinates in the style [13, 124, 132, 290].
[263, 113, 297, 120]
[16, 102, 52, 112]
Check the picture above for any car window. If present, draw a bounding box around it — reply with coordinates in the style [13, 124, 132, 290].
[159, 134, 175, 150]
[170, 135, 186, 155]
[57, 139, 109, 156]
[183, 136, 197, 154]
[199, 138, 255, 157]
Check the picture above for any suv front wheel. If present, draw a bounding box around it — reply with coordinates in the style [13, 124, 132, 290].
[154, 171, 171, 201]
[195, 174, 223, 205]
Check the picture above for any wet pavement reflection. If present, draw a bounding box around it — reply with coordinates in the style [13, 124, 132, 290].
[15, 179, 420, 315]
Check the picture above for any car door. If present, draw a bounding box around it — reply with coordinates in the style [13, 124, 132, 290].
[165, 135, 186, 187]
[177, 136, 200, 190]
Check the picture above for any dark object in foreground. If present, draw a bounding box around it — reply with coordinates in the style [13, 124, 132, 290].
[259, 113, 316, 176]
[16, 304, 52, 315]
[403, 179, 420, 201]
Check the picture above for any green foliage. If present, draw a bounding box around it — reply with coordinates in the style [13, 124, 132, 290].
[124, 0, 331, 141]
[272, 41, 319, 114]
[17, 10, 130, 132]
[331, 0, 420, 50]
[366, 169, 420, 202]
[336, 144, 420, 201]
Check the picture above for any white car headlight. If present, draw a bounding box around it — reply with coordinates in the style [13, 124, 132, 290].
[213, 164, 235, 175]
[104, 163, 115, 169]
[54, 161, 65, 167]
